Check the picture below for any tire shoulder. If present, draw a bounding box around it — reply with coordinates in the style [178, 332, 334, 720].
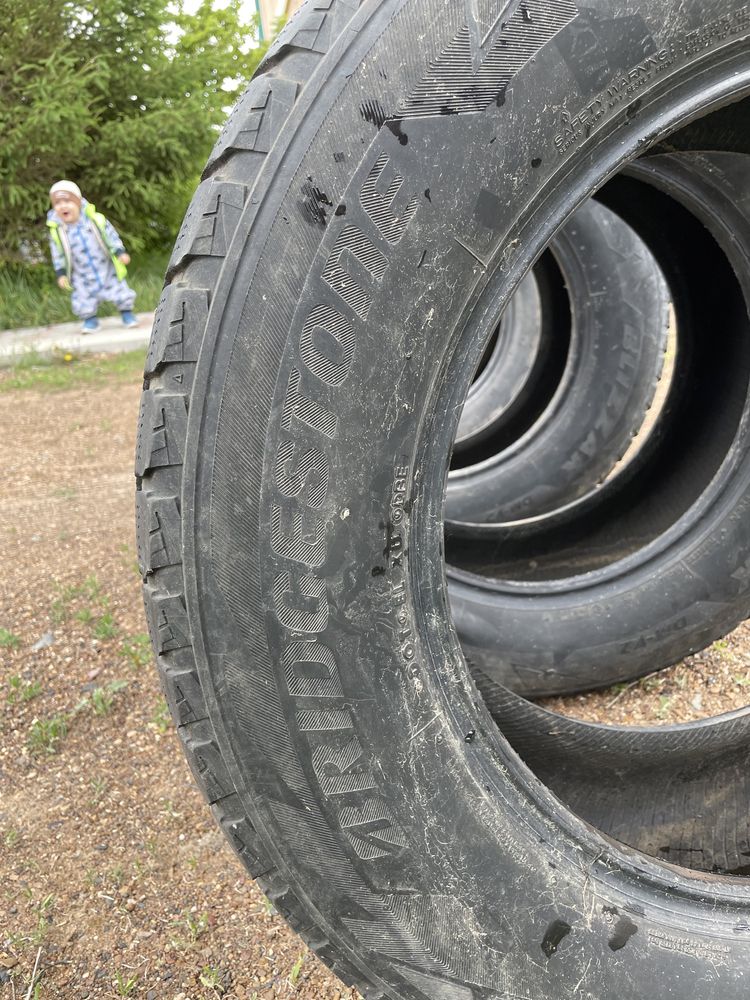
[135, 2, 383, 995]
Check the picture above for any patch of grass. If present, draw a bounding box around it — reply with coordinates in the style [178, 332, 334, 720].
[89, 679, 128, 716]
[109, 863, 125, 888]
[31, 892, 55, 945]
[89, 777, 109, 805]
[51, 575, 109, 625]
[0, 627, 21, 648]
[92, 612, 118, 641]
[161, 799, 182, 820]
[114, 970, 138, 997]
[185, 910, 209, 942]
[52, 485, 78, 500]
[289, 952, 306, 987]
[657, 695, 673, 719]
[199, 966, 225, 993]
[27, 714, 68, 755]
[151, 696, 171, 734]
[0, 346, 148, 393]
[0, 251, 168, 330]
[639, 674, 662, 693]
[7, 675, 43, 704]
[4, 826, 20, 848]
[120, 633, 152, 670]
[169, 909, 210, 951]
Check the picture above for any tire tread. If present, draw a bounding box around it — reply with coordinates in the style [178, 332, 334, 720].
[135, 2, 378, 996]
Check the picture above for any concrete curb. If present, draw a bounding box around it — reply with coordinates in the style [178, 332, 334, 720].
[0, 313, 154, 367]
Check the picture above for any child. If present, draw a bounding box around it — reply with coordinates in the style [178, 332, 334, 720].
[47, 180, 138, 332]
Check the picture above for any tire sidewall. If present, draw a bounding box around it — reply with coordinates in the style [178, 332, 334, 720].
[183, 3, 750, 996]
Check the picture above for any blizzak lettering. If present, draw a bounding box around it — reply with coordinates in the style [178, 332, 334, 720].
[269, 147, 419, 862]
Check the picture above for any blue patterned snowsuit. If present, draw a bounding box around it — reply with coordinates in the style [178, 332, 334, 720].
[47, 201, 136, 319]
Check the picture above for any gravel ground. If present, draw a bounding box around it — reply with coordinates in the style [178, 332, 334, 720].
[1, 358, 748, 998]
[0, 366, 361, 999]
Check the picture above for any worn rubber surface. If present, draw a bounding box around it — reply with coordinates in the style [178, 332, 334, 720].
[137, 2, 750, 998]
[447, 198, 670, 522]
[449, 149, 750, 697]
[477, 677, 750, 875]
[453, 270, 545, 453]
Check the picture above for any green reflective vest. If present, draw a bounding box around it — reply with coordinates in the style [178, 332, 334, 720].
[47, 203, 128, 282]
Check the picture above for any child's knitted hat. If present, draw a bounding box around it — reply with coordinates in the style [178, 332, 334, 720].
[49, 180, 82, 204]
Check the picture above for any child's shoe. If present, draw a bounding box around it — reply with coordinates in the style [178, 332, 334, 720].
[82, 316, 99, 332]
[121, 310, 139, 327]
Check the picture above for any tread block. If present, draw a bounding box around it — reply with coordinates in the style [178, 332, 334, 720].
[146, 591, 191, 654]
[146, 286, 209, 375]
[213, 807, 267, 876]
[169, 178, 247, 273]
[136, 492, 181, 574]
[162, 657, 206, 726]
[183, 719, 234, 803]
[207, 77, 298, 170]
[135, 391, 188, 477]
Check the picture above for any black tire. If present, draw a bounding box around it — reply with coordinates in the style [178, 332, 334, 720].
[450, 149, 750, 697]
[448, 198, 670, 521]
[477, 677, 750, 876]
[453, 270, 546, 454]
[137, 3, 750, 998]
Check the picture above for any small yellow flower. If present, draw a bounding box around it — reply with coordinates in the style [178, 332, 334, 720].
[63, 353, 73, 363]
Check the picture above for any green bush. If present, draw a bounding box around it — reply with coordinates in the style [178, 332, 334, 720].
[0, 0, 268, 265]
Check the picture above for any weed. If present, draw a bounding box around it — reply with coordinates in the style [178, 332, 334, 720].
[169, 909, 210, 951]
[93, 612, 118, 641]
[656, 695, 673, 719]
[114, 970, 138, 996]
[161, 799, 182, 820]
[50, 575, 105, 624]
[89, 679, 128, 716]
[27, 715, 68, 755]
[4, 826, 20, 848]
[120, 633, 152, 670]
[31, 893, 55, 944]
[85, 868, 101, 888]
[199, 966, 225, 992]
[0, 628, 21, 649]
[639, 674, 661, 693]
[89, 776, 109, 805]
[7, 675, 42, 704]
[289, 952, 306, 987]
[185, 910, 210, 942]
[50, 598, 67, 625]
[52, 485, 78, 500]
[151, 696, 171, 734]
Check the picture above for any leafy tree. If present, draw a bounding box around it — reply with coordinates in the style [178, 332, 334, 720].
[0, 0, 267, 263]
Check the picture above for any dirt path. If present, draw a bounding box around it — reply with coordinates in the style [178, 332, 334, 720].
[1, 369, 748, 998]
[0, 375, 359, 999]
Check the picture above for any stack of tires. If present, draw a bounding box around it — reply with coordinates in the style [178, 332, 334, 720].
[136, 1, 750, 996]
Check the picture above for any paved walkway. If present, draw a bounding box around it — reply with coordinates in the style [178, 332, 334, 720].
[0, 312, 154, 366]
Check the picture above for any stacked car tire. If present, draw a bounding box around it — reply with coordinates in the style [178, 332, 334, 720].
[137, 1, 750, 996]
